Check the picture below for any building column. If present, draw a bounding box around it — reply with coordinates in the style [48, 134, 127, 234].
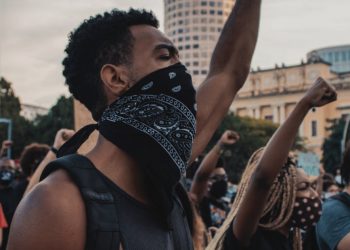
[248, 107, 254, 118]
[279, 103, 286, 123]
[254, 106, 261, 119]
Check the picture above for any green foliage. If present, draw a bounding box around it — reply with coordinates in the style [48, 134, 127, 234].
[0, 77, 21, 117]
[322, 118, 346, 173]
[0, 77, 35, 158]
[0, 76, 74, 158]
[33, 96, 74, 145]
[207, 113, 278, 183]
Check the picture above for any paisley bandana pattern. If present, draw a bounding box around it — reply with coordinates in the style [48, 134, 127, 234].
[101, 94, 195, 174]
[99, 63, 196, 188]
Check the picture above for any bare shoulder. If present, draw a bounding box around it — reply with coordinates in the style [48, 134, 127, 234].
[338, 232, 350, 250]
[7, 169, 86, 250]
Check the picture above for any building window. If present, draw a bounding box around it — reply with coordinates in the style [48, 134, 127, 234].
[193, 35, 199, 40]
[217, 10, 223, 15]
[193, 10, 198, 15]
[178, 46, 183, 50]
[335, 52, 339, 62]
[201, 10, 207, 15]
[311, 120, 317, 137]
[193, 44, 199, 49]
[193, 70, 199, 75]
[201, 70, 208, 75]
[178, 28, 183, 34]
[210, 10, 215, 15]
[342, 51, 347, 61]
[328, 52, 333, 61]
[193, 61, 199, 66]
[185, 45, 190, 50]
[209, 1, 215, 7]
[265, 115, 273, 121]
[201, 1, 207, 6]
[185, 36, 190, 41]
[185, 62, 191, 67]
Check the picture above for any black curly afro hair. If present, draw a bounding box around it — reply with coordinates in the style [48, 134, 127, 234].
[62, 9, 159, 121]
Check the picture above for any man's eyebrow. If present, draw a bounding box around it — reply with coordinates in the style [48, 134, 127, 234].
[153, 43, 179, 55]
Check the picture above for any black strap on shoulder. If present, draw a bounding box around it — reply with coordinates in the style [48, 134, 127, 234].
[40, 154, 120, 250]
[331, 192, 350, 207]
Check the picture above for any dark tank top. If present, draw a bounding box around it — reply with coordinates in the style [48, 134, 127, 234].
[41, 154, 194, 250]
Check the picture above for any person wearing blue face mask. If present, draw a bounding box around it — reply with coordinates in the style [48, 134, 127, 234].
[316, 143, 350, 250]
[8, 2, 262, 249]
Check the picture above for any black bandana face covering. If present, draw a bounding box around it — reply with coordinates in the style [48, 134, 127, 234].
[98, 63, 196, 189]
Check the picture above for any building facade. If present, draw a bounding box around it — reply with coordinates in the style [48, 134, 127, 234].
[307, 44, 350, 74]
[163, 0, 235, 87]
[231, 59, 350, 156]
[20, 104, 48, 121]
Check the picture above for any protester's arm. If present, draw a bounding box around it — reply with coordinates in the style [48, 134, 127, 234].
[315, 165, 325, 196]
[0, 140, 12, 157]
[190, 130, 239, 203]
[24, 129, 74, 196]
[191, 0, 261, 162]
[233, 78, 337, 245]
[7, 170, 86, 250]
[338, 233, 350, 250]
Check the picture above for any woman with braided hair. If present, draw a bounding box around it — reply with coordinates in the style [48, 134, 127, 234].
[207, 77, 337, 250]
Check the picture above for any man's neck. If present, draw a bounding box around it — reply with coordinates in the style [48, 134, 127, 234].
[85, 134, 151, 205]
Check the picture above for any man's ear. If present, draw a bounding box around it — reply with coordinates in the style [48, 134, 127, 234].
[100, 64, 130, 97]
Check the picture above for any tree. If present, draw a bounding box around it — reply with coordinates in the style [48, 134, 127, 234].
[0, 77, 21, 117]
[0, 77, 35, 158]
[322, 118, 346, 173]
[33, 96, 74, 145]
[206, 113, 278, 183]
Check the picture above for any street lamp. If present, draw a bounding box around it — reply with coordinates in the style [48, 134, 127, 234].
[0, 118, 12, 158]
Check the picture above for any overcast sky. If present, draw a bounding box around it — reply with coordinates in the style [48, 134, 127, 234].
[0, 0, 349, 108]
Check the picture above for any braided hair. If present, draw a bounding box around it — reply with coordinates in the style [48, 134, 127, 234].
[207, 148, 302, 250]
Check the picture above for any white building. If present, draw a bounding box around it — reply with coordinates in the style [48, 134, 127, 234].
[164, 0, 236, 87]
[21, 104, 48, 121]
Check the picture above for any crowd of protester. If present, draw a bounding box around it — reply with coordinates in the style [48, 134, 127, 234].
[1, 121, 349, 249]
[1, 3, 349, 250]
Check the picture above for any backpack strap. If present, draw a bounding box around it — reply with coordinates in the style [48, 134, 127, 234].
[331, 192, 350, 207]
[40, 154, 120, 250]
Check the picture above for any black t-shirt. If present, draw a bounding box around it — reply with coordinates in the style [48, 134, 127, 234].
[0, 179, 28, 250]
[199, 196, 229, 228]
[223, 223, 292, 250]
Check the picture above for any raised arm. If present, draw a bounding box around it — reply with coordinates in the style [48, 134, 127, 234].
[190, 130, 239, 203]
[233, 78, 337, 244]
[24, 129, 74, 196]
[191, 0, 261, 162]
